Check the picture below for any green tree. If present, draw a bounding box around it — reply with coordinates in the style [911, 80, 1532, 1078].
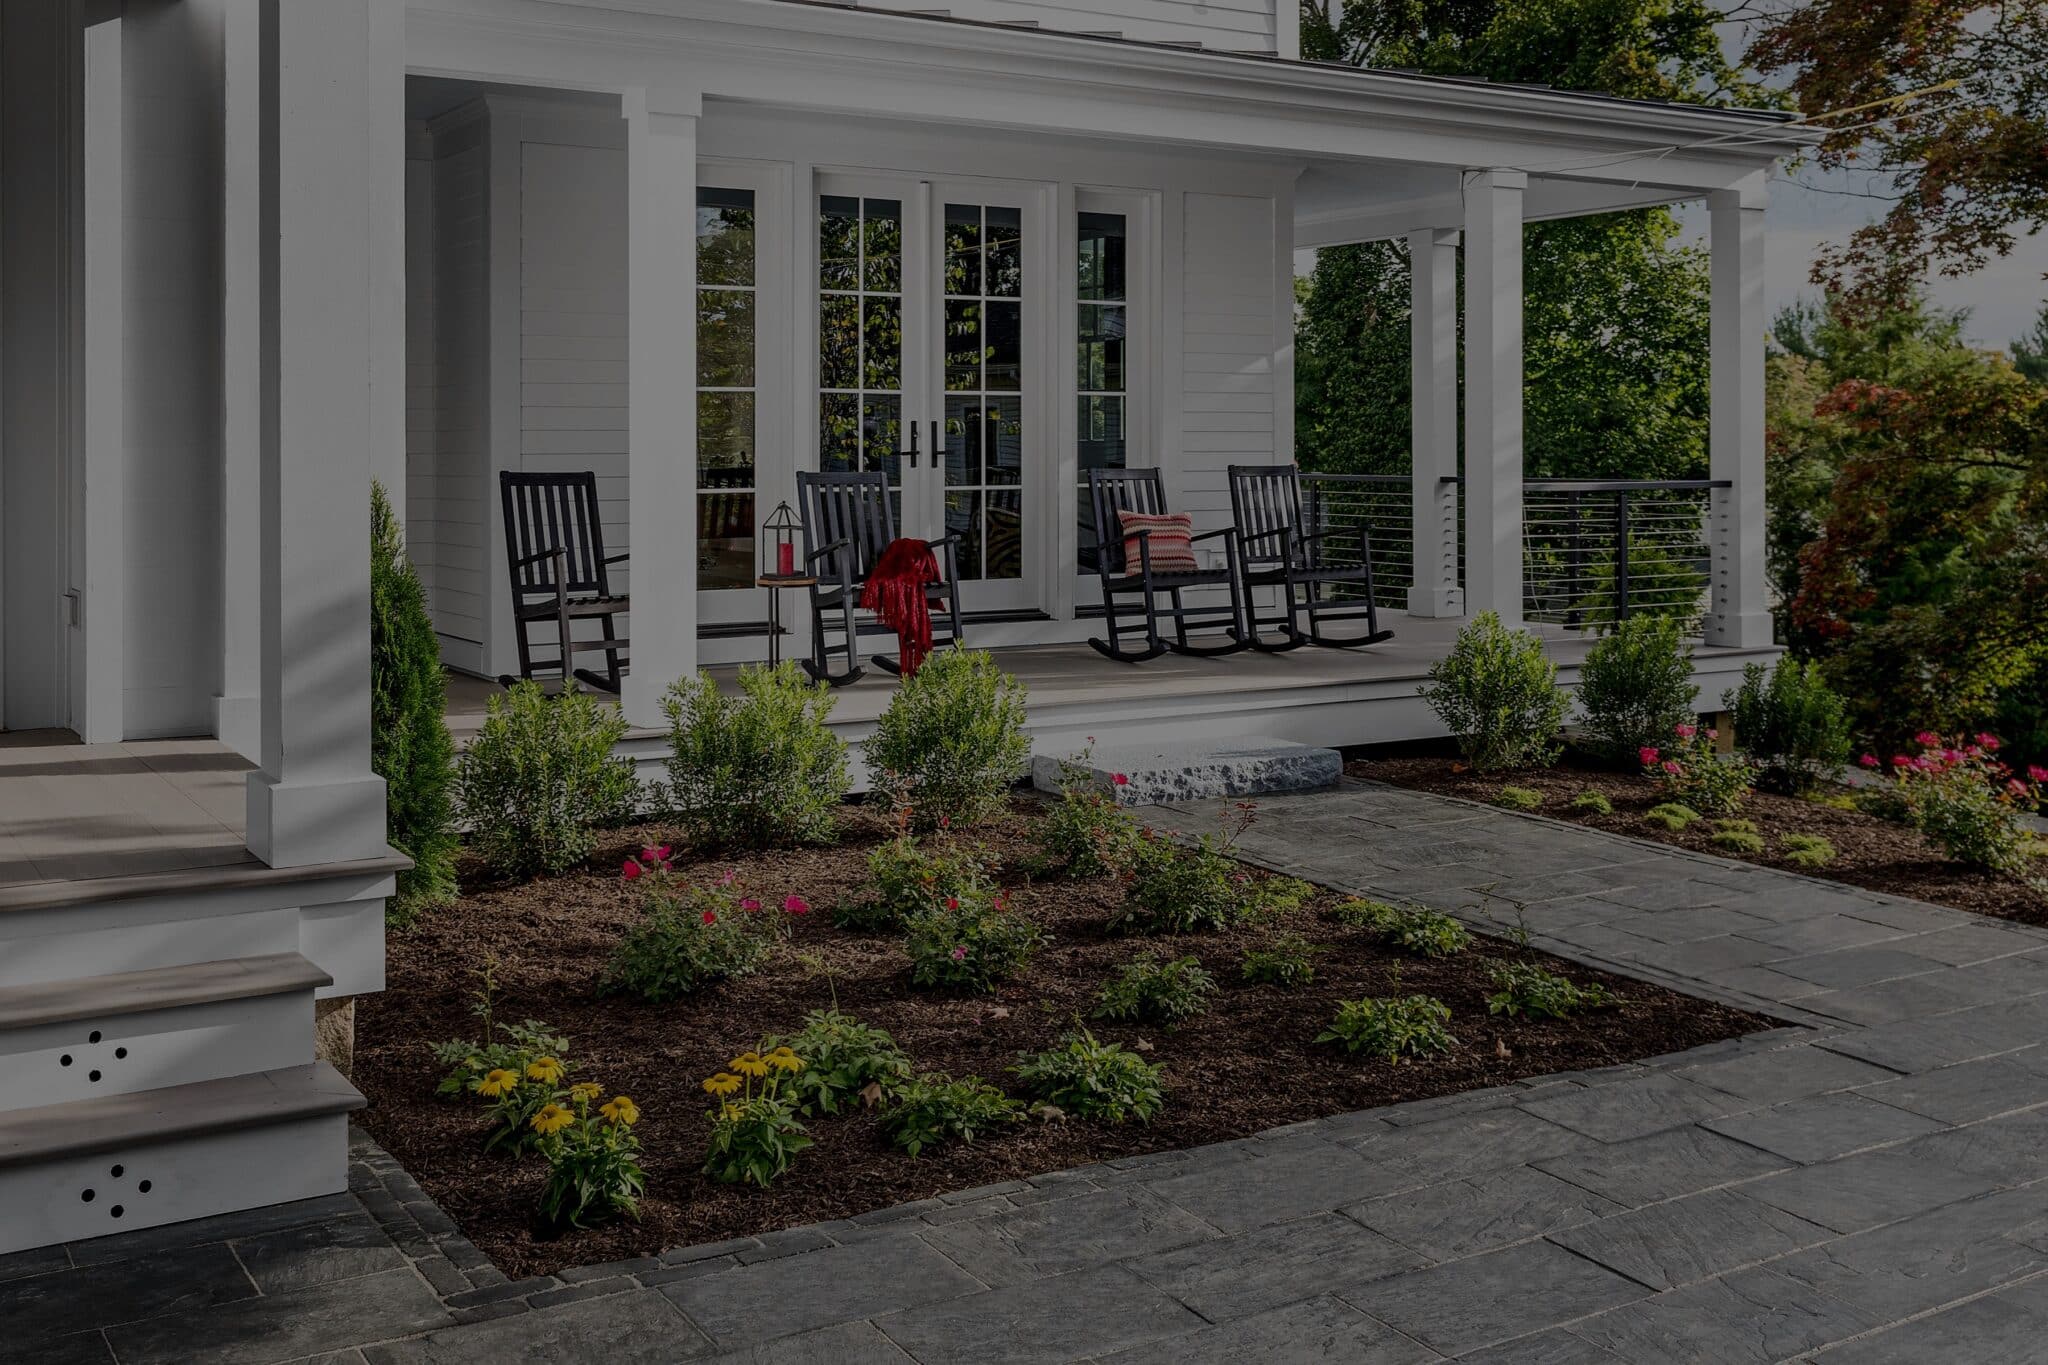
[370, 482, 459, 922]
[2013, 301, 2048, 384]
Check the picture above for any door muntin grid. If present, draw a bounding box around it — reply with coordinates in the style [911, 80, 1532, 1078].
[941, 202, 1023, 583]
[818, 194, 904, 523]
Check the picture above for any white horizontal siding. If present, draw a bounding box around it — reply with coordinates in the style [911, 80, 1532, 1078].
[429, 141, 488, 647]
[1179, 191, 1279, 532]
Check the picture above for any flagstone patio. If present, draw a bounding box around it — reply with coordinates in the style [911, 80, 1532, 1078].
[14, 780, 2048, 1363]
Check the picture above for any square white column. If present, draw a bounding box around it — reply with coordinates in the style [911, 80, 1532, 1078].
[621, 89, 700, 729]
[244, 0, 396, 868]
[1705, 173, 1773, 648]
[1463, 169, 1526, 629]
[1407, 226, 1463, 618]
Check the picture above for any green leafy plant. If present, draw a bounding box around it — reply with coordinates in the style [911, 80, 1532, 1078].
[1726, 657, 1853, 795]
[1569, 791, 1614, 815]
[1112, 832, 1264, 934]
[1332, 899, 1470, 958]
[701, 1045, 813, 1188]
[1644, 801, 1702, 832]
[1418, 612, 1572, 771]
[457, 682, 637, 879]
[1854, 786, 1914, 824]
[1881, 734, 2045, 879]
[1093, 954, 1217, 1028]
[1642, 724, 1751, 816]
[1486, 962, 1622, 1020]
[1782, 833, 1837, 868]
[1317, 992, 1457, 1063]
[904, 888, 1045, 992]
[433, 1019, 570, 1101]
[878, 1073, 1023, 1157]
[1715, 818, 1758, 834]
[1806, 792, 1859, 813]
[535, 1085, 646, 1228]
[838, 826, 994, 932]
[775, 1009, 913, 1116]
[1575, 615, 1699, 766]
[1039, 750, 1144, 877]
[1711, 828, 1767, 853]
[1241, 934, 1323, 989]
[473, 1052, 577, 1155]
[867, 647, 1031, 831]
[1011, 1028, 1165, 1124]
[662, 662, 850, 849]
[600, 867, 786, 1002]
[370, 482, 458, 923]
[1496, 785, 1544, 811]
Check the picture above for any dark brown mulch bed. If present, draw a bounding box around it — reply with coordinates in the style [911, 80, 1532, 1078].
[1353, 753, 2048, 928]
[355, 799, 1767, 1278]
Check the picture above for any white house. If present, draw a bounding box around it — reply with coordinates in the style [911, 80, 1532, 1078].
[0, 0, 1814, 1251]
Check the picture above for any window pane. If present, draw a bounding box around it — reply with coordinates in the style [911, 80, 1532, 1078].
[945, 299, 982, 392]
[698, 391, 756, 482]
[1078, 396, 1125, 471]
[944, 204, 981, 297]
[819, 294, 858, 390]
[862, 296, 902, 391]
[985, 301, 1021, 391]
[863, 396, 901, 481]
[947, 489, 984, 581]
[1077, 302, 1125, 392]
[820, 392, 860, 473]
[697, 188, 755, 287]
[819, 195, 859, 290]
[986, 397, 1023, 486]
[944, 396, 981, 488]
[986, 487, 1023, 580]
[698, 287, 755, 388]
[986, 205, 1022, 297]
[697, 491, 755, 590]
[1078, 211, 1127, 301]
[862, 198, 902, 292]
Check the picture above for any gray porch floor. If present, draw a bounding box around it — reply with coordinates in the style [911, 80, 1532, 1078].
[16, 781, 2048, 1361]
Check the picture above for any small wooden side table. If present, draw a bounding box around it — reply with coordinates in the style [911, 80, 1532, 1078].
[756, 574, 816, 667]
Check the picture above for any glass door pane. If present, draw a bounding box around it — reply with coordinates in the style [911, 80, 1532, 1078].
[1077, 210, 1127, 574]
[697, 186, 757, 590]
[818, 194, 904, 525]
[941, 202, 1024, 584]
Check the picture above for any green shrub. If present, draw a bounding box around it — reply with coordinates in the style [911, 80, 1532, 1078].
[1891, 736, 2043, 878]
[1317, 993, 1456, 1062]
[1093, 954, 1217, 1028]
[1486, 962, 1622, 1019]
[457, 682, 637, 879]
[867, 648, 1030, 831]
[1418, 612, 1571, 771]
[1496, 785, 1544, 811]
[1112, 834, 1243, 934]
[1726, 658, 1852, 794]
[1333, 899, 1470, 957]
[1855, 786, 1914, 824]
[1039, 753, 1144, 877]
[1011, 1028, 1165, 1124]
[1806, 792, 1859, 812]
[1715, 818, 1759, 835]
[1782, 833, 1837, 868]
[1569, 791, 1614, 815]
[1241, 934, 1323, 989]
[1245, 874, 1316, 917]
[600, 875, 781, 1002]
[904, 890, 1045, 992]
[1644, 726, 1751, 816]
[1644, 801, 1701, 831]
[663, 663, 849, 849]
[879, 1073, 1022, 1156]
[1711, 828, 1766, 854]
[838, 833, 994, 932]
[370, 483, 458, 922]
[775, 1009, 912, 1116]
[1575, 615, 1699, 766]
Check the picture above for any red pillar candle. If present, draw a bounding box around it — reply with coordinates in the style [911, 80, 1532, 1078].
[776, 540, 794, 576]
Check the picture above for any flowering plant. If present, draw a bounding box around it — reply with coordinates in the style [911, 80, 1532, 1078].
[702, 1044, 813, 1187]
[600, 863, 793, 1002]
[1866, 733, 2045, 879]
[1038, 747, 1143, 878]
[837, 816, 995, 931]
[535, 1083, 647, 1227]
[1641, 723, 1750, 816]
[903, 886, 1045, 992]
[467, 1050, 580, 1154]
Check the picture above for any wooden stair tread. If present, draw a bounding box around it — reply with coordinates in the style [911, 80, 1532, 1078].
[0, 953, 332, 1032]
[0, 1062, 364, 1169]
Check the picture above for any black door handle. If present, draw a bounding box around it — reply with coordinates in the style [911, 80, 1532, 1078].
[902, 420, 920, 469]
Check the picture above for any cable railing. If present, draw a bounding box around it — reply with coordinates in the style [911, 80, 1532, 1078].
[1299, 474, 1420, 610]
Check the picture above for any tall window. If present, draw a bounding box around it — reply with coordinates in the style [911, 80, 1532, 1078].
[697, 186, 756, 589]
[943, 203, 1024, 581]
[817, 195, 903, 494]
[1077, 210, 1128, 572]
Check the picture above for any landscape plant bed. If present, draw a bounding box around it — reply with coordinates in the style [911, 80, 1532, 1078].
[355, 797, 1766, 1278]
[1354, 752, 2048, 927]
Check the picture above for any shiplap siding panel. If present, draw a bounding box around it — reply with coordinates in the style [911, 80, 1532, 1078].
[903, 0, 1278, 51]
[429, 141, 488, 648]
[1178, 191, 1278, 533]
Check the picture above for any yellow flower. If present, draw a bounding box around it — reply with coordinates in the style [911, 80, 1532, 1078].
[730, 1052, 769, 1078]
[719, 1101, 747, 1121]
[477, 1068, 520, 1098]
[600, 1095, 641, 1126]
[702, 1072, 742, 1097]
[766, 1047, 804, 1073]
[530, 1103, 574, 1136]
[526, 1056, 565, 1085]
[568, 1081, 602, 1104]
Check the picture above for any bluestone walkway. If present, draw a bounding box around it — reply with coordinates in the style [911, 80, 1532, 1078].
[14, 778, 2048, 1362]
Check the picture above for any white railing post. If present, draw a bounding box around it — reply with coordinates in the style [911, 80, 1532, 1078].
[1463, 169, 1526, 629]
[1705, 172, 1773, 648]
[621, 88, 700, 729]
[1407, 226, 1462, 617]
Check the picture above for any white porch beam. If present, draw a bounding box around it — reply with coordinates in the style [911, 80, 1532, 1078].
[621, 88, 701, 728]
[1462, 169, 1525, 629]
[245, 0, 395, 868]
[1407, 227, 1462, 618]
[1704, 173, 1773, 648]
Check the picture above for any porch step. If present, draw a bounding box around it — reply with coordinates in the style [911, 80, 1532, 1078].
[0, 953, 329, 1109]
[0, 1062, 363, 1254]
[1033, 736, 1343, 806]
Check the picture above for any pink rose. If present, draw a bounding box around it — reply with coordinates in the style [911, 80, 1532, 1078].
[1978, 733, 2002, 750]
[1112, 773, 1130, 786]
[642, 845, 671, 865]
[783, 895, 811, 915]
[1915, 731, 1942, 747]
[739, 897, 761, 912]
[622, 858, 644, 881]
[1859, 754, 1880, 769]
[950, 945, 968, 961]
[1661, 760, 1682, 775]
[1674, 723, 1696, 740]
[701, 909, 717, 925]
[718, 867, 737, 887]
[1638, 747, 1660, 766]
[2028, 765, 2048, 784]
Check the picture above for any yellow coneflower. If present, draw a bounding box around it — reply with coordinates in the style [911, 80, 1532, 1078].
[600, 1095, 641, 1126]
[526, 1056, 565, 1085]
[702, 1072, 742, 1097]
[766, 1047, 804, 1073]
[477, 1068, 520, 1099]
[568, 1081, 603, 1104]
[730, 1052, 769, 1078]
[530, 1103, 574, 1136]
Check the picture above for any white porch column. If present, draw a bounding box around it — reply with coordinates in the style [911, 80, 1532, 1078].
[244, 0, 393, 867]
[218, 0, 262, 759]
[1462, 169, 1526, 629]
[621, 88, 700, 729]
[1705, 173, 1773, 648]
[1407, 226, 1462, 618]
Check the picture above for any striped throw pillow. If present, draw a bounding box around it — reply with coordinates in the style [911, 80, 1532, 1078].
[1117, 510, 1199, 574]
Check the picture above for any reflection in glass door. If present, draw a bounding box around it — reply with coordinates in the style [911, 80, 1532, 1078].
[941, 203, 1024, 585]
[817, 194, 904, 520]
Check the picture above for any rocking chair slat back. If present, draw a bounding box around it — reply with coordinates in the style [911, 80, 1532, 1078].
[502, 471, 612, 596]
[1086, 468, 1170, 577]
[1229, 463, 1308, 566]
[798, 471, 898, 584]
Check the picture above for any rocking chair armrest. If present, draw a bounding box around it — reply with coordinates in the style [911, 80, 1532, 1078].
[1235, 526, 1291, 548]
[601, 552, 629, 566]
[805, 538, 853, 564]
[512, 546, 567, 569]
[1189, 526, 1237, 545]
[923, 532, 964, 549]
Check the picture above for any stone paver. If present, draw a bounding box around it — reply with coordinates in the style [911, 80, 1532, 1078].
[14, 777, 2048, 1362]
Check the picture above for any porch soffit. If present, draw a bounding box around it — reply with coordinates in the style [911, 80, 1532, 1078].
[404, 0, 1819, 196]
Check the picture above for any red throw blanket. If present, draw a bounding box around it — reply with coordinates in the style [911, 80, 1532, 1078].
[860, 538, 942, 676]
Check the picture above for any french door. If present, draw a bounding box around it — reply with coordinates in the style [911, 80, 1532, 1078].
[814, 174, 1043, 613]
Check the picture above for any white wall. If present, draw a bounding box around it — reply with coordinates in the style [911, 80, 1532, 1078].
[1176, 191, 1282, 536]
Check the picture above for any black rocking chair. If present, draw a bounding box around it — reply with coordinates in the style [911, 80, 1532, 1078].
[1227, 463, 1395, 652]
[1085, 467, 1247, 663]
[498, 470, 630, 692]
[795, 470, 965, 687]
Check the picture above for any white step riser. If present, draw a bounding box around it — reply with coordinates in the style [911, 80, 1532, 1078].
[0, 905, 300, 989]
[0, 1113, 349, 1255]
[0, 993, 313, 1112]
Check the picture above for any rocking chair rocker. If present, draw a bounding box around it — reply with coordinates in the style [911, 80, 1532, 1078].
[795, 470, 965, 687]
[1085, 467, 1247, 663]
[1227, 463, 1395, 652]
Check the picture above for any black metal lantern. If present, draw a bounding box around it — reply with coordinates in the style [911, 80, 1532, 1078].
[760, 500, 801, 580]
